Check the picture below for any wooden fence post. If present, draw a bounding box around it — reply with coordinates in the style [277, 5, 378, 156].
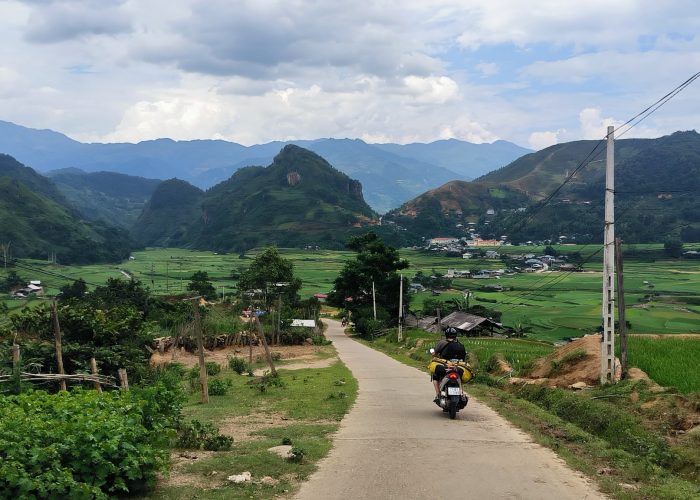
[118, 368, 129, 390]
[255, 315, 277, 376]
[90, 357, 102, 393]
[192, 301, 209, 404]
[51, 302, 67, 391]
[12, 344, 20, 371]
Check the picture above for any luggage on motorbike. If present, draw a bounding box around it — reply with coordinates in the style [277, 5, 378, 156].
[428, 358, 474, 383]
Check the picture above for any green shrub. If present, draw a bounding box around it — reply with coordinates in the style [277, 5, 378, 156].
[312, 335, 331, 345]
[271, 352, 282, 361]
[288, 446, 306, 463]
[0, 389, 171, 498]
[176, 419, 233, 451]
[228, 356, 250, 375]
[281, 437, 292, 445]
[205, 362, 221, 376]
[208, 378, 232, 396]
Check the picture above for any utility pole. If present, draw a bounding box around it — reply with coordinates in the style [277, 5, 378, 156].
[192, 300, 209, 404]
[372, 281, 377, 320]
[601, 125, 616, 384]
[398, 274, 403, 342]
[615, 238, 628, 377]
[166, 261, 169, 292]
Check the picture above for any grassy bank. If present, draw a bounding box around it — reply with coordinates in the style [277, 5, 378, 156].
[146, 349, 358, 499]
[358, 330, 700, 499]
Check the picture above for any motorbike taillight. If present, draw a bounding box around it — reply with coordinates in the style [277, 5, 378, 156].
[448, 372, 459, 380]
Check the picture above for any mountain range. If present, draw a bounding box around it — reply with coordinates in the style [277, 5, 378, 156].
[0, 120, 530, 213]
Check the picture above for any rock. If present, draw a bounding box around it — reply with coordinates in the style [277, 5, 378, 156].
[178, 452, 199, 460]
[227, 471, 252, 484]
[259, 476, 278, 486]
[305, 337, 313, 344]
[268, 445, 293, 459]
[597, 467, 613, 476]
[569, 381, 588, 390]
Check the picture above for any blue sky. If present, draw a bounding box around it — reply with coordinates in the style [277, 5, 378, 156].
[0, 0, 698, 150]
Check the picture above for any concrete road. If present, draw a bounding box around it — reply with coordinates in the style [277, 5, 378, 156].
[295, 319, 606, 500]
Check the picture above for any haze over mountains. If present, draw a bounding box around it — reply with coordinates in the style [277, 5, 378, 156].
[0, 120, 530, 213]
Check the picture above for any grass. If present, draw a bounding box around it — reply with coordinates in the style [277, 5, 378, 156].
[144, 350, 358, 499]
[359, 328, 700, 499]
[621, 336, 700, 394]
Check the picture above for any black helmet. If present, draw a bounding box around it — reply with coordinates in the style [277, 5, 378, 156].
[444, 326, 458, 338]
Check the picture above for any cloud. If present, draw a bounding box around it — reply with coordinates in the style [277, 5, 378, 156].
[528, 130, 560, 150]
[578, 108, 622, 140]
[23, 0, 132, 43]
[475, 62, 499, 77]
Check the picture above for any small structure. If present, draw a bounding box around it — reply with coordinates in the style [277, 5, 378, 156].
[313, 293, 328, 303]
[432, 311, 503, 337]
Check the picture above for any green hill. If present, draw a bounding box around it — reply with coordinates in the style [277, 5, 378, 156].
[48, 168, 162, 228]
[132, 145, 378, 251]
[131, 179, 204, 248]
[477, 131, 700, 243]
[383, 180, 531, 241]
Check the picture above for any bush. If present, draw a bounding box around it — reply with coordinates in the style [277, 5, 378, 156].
[205, 361, 221, 376]
[208, 378, 232, 396]
[0, 389, 171, 498]
[228, 356, 250, 375]
[176, 419, 233, 451]
[288, 446, 306, 463]
[311, 335, 331, 345]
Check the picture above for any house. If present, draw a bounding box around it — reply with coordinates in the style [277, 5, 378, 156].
[485, 250, 500, 259]
[462, 253, 473, 259]
[429, 311, 503, 337]
[409, 283, 425, 292]
[429, 237, 460, 246]
[313, 293, 328, 303]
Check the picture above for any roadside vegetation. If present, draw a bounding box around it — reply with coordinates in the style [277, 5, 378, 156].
[360, 327, 700, 499]
[0, 248, 357, 498]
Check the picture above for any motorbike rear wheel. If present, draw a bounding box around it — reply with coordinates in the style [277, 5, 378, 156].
[448, 400, 457, 419]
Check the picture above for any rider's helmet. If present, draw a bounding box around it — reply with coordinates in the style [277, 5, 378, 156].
[444, 326, 458, 339]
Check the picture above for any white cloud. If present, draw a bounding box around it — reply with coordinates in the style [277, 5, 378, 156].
[475, 62, 499, 77]
[1, 0, 699, 148]
[578, 108, 622, 140]
[528, 130, 560, 150]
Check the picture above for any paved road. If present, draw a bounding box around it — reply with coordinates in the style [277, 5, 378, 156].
[295, 320, 605, 500]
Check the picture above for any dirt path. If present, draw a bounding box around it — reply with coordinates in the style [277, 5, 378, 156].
[295, 320, 606, 499]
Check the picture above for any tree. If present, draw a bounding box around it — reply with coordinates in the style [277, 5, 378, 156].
[187, 271, 217, 299]
[59, 278, 88, 300]
[237, 248, 301, 307]
[663, 238, 683, 258]
[1, 270, 24, 292]
[328, 232, 409, 331]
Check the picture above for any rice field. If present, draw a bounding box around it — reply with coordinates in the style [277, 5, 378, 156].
[5, 244, 700, 344]
[620, 336, 700, 393]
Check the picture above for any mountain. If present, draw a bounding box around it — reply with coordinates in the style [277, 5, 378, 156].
[383, 180, 532, 242]
[0, 155, 131, 264]
[132, 145, 378, 252]
[0, 120, 529, 213]
[47, 168, 162, 228]
[374, 139, 532, 179]
[131, 179, 204, 248]
[476, 131, 700, 243]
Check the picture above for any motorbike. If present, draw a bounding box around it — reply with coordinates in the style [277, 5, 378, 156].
[429, 349, 470, 419]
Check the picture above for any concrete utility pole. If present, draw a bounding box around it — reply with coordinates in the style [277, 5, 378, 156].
[601, 125, 616, 384]
[372, 281, 377, 320]
[398, 274, 403, 342]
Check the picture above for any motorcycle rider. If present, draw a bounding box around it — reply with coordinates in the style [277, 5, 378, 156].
[431, 326, 467, 401]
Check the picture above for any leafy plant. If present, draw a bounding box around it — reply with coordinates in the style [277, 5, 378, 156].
[0, 389, 171, 498]
[228, 356, 250, 375]
[176, 419, 233, 451]
[208, 378, 232, 396]
[288, 446, 306, 463]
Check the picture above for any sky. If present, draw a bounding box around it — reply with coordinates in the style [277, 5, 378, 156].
[1, 0, 699, 150]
